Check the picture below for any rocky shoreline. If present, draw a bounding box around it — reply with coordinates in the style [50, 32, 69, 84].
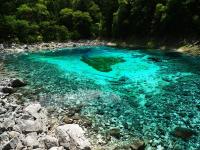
[0, 78, 93, 150]
[0, 40, 108, 54]
[1, 40, 199, 56]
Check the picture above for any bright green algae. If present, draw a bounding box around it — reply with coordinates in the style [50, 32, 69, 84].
[2, 46, 200, 149]
[81, 56, 125, 72]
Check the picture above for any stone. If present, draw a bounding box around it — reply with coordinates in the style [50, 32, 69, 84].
[43, 135, 59, 149]
[148, 57, 161, 62]
[0, 132, 9, 143]
[130, 140, 145, 150]
[173, 127, 197, 139]
[1, 86, 14, 94]
[8, 131, 20, 139]
[108, 128, 121, 139]
[55, 126, 70, 149]
[0, 107, 7, 114]
[63, 116, 73, 124]
[10, 79, 27, 88]
[24, 132, 39, 148]
[0, 44, 4, 50]
[16, 119, 46, 133]
[3, 118, 15, 129]
[49, 146, 65, 150]
[24, 103, 42, 119]
[1, 137, 21, 150]
[56, 124, 91, 150]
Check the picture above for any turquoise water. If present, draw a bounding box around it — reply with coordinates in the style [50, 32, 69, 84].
[3, 46, 200, 149]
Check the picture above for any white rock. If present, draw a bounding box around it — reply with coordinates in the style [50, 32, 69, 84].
[24, 132, 39, 148]
[3, 118, 15, 129]
[16, 118, 47, 133]
[24, 103, 42, 119]
[43, 135, 59, 149]
[56, 124, 91, 150]
[49, 146, 65, 150]
[8, 131, 20, 139]
[0, 132, 9, 143]
[157, 145, 164, 150]
[2, 137, 22, 150]
[0, 44, 4, 50]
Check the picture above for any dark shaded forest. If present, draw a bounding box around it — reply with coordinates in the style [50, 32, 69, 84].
[0, 0, 199, 43]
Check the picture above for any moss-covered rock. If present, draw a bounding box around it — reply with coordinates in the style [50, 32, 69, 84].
[81, 56, 125, 72]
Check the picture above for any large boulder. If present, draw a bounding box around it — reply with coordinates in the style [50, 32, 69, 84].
[172, 127, 197, 139]
[55, 124, 91, 150]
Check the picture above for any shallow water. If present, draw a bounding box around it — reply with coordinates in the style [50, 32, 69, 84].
[3, 46, 200, 149]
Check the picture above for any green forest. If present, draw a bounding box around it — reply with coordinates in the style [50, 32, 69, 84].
[0, 0, 200, 43]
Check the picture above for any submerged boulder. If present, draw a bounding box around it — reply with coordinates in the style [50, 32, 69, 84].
[130, 140, 145, 150]
[108, 127, 121, 139]
[10, 79, 27, 88]
[0, 86, 14, 94]
[148, 57, 161, 62]
[172, 127, 197, 139]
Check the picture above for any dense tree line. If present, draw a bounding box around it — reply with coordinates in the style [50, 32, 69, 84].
[0, 0, 199, 43]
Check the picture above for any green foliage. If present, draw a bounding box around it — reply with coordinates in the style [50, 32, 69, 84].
[81, 56, 125, 72]
[0, 0, 200, 42]
[17, 4, 33, 20]
[59, 8, 73, 29]
[4, 16, 42, 43]
[39, 21, 69, 41]
[72, 11, 93, 38]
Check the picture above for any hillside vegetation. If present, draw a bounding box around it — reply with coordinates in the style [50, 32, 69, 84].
[0, 0, 199, 43]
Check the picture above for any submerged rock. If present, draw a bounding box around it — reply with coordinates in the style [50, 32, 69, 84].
[130, 140, 145, 150]
[173, 127, 197, 139]
[148, 57, 161, 62]
[0, 86, 14, 94]
[10, 79, 27, 88]
[108, 128, 121, 139]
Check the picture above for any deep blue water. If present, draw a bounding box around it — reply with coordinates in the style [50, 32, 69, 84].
[3, 46, 200, 149]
